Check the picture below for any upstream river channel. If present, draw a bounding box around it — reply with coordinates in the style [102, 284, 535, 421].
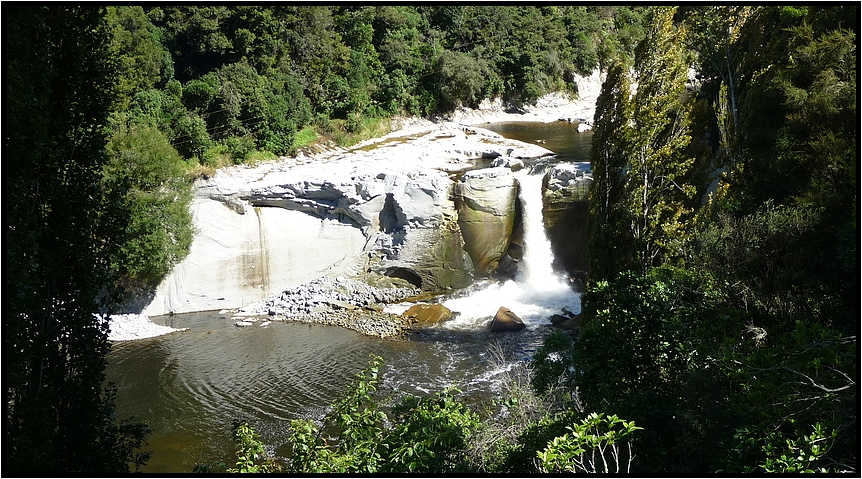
[105, 121, 594, 473]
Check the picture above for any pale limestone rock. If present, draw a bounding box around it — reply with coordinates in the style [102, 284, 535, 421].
[142, 198, 366, 316]
[106, 313, 187, 341]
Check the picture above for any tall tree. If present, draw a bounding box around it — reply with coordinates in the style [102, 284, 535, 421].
[3, 6, 148, 473]
[587, 63, 634, 282]
[626, 6, 695, 273]
[698, 5, 857, 332]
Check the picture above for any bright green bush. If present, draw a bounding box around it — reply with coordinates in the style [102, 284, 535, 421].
[384, 388, 480, 473]
[537, 413, 642, 473]
[207, 356, 481, 474]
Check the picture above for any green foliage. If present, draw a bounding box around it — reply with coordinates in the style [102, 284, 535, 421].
[4, 5, 151, 473]
[105, 5, 653, 163]
[568, 261, 856, 474]
[228, 422, 282, 473]
[529, 330, 575, 397]
[223, 135, 257, 163]
[385, 388, 480, 473]
[103, 123, 194, 288]
[107, 6, 171, 110]
[214, 356, 480, 474]
[695, 201, 851, 329]
[716, 319, 856, 473]
[587, 7, 696, 280]
[694, 5, 857, 335]
[627, 6, 696, 273]
[464, 342, 577, 474]
[537, 413, 642, 473]
[731, 421, 837, 473]
[127, 83, 189, 143]
[294, 127, 318, 146]
[501, 410, 580, 473]
[284, 354, 387, 473]
[574, 266, 733, 473]
[587, 62, 634, 282]
[432, 51, 489, 111]
[174, 112, 213, 160]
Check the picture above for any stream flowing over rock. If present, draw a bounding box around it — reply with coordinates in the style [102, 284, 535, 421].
[124, 73, 603, 337]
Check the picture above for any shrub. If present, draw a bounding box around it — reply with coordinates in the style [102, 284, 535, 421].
[103, 123, 194, 289]
[537, 413, 642, 473]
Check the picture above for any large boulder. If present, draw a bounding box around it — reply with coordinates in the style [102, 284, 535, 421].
[454, 168, 519, 276]
[542, 162, 592, 290]
[489, 306, 526, 332]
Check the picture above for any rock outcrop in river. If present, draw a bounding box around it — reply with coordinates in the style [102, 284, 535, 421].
[454, 168, 520, 277]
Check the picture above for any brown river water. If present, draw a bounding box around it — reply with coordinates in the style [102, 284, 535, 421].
[104, 121, 593, 472]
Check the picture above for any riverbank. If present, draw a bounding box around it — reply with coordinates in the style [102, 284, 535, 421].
[351, 70, 602, 153]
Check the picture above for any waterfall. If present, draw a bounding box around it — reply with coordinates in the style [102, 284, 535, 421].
[438, 166, 580, 331]
[514, 169, 568, 292]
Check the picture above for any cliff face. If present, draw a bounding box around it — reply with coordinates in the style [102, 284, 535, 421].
[141, 198, 367, 316]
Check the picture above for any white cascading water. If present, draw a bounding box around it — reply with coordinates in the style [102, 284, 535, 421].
[438, 167, 581, 331]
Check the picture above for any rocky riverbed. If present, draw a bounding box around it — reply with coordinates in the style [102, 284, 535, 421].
[233, 275, 421, 340]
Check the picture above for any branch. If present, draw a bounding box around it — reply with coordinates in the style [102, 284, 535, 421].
[783, 366, 855, 393]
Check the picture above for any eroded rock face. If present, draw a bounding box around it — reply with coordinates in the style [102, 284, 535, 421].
[489, 306, 526, 332]
[141, 198, 366, 316]
[542, 162, 592, 289]
[454, 168, 519, 277]
[365, 213, 475, 292]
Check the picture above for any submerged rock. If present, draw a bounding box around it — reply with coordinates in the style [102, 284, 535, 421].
[401, 303, 456, 326]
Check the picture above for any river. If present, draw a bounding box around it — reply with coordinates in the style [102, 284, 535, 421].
[104, 121, 593, 473]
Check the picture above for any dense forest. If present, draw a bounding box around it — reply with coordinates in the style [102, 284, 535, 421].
[3, 4, 856, 474]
